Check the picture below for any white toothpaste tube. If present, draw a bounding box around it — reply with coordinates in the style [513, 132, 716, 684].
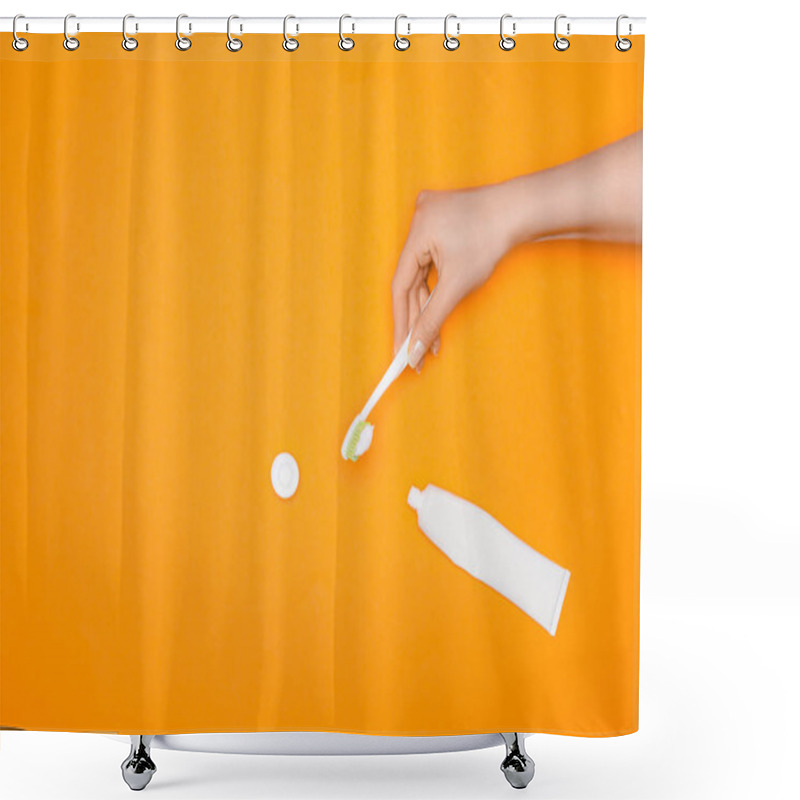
[407, 484, 570, 636]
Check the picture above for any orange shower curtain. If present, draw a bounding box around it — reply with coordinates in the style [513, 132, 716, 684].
[1, 33, 643, 736]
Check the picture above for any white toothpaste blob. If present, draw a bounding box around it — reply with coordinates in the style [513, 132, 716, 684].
[271, 452, 299, 499]
[341, 418, 374, 461]
[407, 484, 571, 636]
[353, 421, 373, 456]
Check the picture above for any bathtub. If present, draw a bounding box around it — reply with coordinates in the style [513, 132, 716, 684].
[113, 731, 535, 790]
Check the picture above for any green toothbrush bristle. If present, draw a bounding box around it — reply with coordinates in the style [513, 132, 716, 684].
[344, 420, 367, 461]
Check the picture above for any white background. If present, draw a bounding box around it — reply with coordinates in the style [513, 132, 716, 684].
[1, 1, 799, 798]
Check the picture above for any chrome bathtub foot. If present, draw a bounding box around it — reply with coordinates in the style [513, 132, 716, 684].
[121, 735, 156, 791]
[500, 733, 535, 789]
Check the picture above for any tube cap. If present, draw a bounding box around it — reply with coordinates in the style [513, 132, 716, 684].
[407, 486, 423, 511]
[271, 452, 299, 499]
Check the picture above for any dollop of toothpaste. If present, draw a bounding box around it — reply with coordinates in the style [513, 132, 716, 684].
[354, 422, 374, 458]
[341, 419, 375, 461]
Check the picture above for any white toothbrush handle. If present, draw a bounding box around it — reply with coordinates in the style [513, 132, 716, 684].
[359, 332, 411, 420]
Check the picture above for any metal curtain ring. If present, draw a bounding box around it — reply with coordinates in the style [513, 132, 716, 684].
[616, 14, 632, 51]
[63, 13, 80, 51]
[553, 14, 570, 51]
[339, 15, 355, 51]
[12, 14, 29, 51]
[283, 15, 299, 51]
[227, 15, 243, 51]
[176, 14, 192, 51]
[443, 14, 460, 51]
[499, 14, 516, 51]
[394, 15, 410, 51]
[122, 14, 138, 51]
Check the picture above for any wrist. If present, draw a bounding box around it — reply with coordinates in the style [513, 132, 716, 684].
[476, 180, 530, 258]
[489, 173, 552, 251]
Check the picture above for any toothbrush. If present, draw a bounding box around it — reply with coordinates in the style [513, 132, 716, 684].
[341, 331, 412, 462]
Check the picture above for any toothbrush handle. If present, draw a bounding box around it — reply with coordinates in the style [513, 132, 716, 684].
[360, 333, 411, 419]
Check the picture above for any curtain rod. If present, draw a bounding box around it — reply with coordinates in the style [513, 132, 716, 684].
[1, 16, 645, 36]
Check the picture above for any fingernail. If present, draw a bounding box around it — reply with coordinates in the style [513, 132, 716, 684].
[408, 340, 425, 369]
[431, 340, 440, 356]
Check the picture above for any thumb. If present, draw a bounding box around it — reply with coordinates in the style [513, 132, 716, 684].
[407, 285, 456, 369]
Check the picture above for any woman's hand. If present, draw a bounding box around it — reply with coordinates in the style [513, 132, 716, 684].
[391, 185, 515, 369]
[390, 131, 643, 371]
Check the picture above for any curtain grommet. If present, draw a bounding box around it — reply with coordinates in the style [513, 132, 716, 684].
[226, 15, 243, 52]
[63, 13, 80, 51]
[443, 14, 460, 51]
[121, 14, 139, 51]
[12, 15, 29, 51]
[283, 15, 299, 51]
[553, 14, 570, 51]
[339, 14, 355, 51]
[499, 14, 516, 51]
[394, 15, 410, 51]
[176, 14, 192, 51]
[615, 15, 632, 51]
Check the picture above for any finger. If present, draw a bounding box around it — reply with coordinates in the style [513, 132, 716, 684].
[391, 242, 419, 354]
[393, 241, 434, 354]
[416, 283, 439, 357]
[408, 282, 459, 369]
[417, 281, 430, 312]
[407, 281, 421, 339]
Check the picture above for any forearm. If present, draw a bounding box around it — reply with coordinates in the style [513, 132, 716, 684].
[392, 131, 643, 362]
[490, 131, 643, 249]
